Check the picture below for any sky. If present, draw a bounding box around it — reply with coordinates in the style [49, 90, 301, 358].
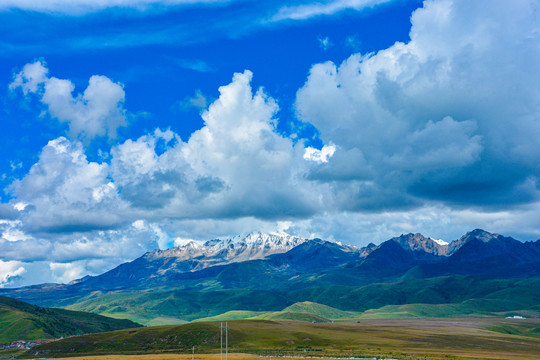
[1, 0, 540, 287]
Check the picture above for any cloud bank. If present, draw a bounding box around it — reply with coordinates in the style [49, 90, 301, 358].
[296, 0, 540, 209]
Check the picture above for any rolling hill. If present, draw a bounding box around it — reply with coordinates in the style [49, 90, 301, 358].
[250, 311, 328, 322]
[282, 301, 357, 319]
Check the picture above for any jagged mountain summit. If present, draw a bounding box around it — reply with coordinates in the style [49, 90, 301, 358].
[389, 233, 449, 256]
[149, 232, 307, 271]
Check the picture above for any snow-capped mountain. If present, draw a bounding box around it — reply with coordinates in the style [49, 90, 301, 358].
[2, 229, 540, 307]
[53, 232, 307, 291]
[147, 232, 306, 270]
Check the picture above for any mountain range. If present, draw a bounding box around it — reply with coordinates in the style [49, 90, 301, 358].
[1, 229, 539, 324]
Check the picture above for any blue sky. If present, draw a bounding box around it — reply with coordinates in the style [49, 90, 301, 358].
[1, 0, 540, 287]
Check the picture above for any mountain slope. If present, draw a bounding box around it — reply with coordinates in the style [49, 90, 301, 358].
[0, 296, 140, 343]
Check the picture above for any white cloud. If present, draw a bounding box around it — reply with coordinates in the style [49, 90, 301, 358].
[10, 61, 127, 142]
[9, 61, 48, 95]
[304, 144, 336, 163]
[271, 0, 390, 22]
[0, 0, 229, 15]
[174, 89, 209, 111]
[0, 260, 25, 288]
[345, 35, 361, 51]
[318, 36, 333, 50]
[49, 262, 86, 284]
[1, 220, 32, 242]
[175, 59, 214, 73]
[9, 137, 128, 234]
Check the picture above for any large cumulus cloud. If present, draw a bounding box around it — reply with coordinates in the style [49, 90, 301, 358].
[296, 0, 540, 209]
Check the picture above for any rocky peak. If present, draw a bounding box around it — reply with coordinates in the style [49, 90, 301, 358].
[391, 233, 449, 256]
[447, 229, 499, 255]
[461, 229, 499, 242]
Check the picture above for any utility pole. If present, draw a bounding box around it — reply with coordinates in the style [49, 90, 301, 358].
[226, 321, 228, 360]
[192, 345, 194, 360]
[220, 322, 223, 360]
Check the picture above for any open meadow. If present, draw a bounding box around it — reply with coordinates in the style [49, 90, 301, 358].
[22, 318, 540, 360]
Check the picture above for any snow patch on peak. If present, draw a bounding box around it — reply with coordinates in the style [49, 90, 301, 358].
[173, 237, 202, 248]
[431, 238, 449, 246]
[221, 231, 306, 248]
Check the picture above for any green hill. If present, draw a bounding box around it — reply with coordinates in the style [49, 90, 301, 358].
[193, 303, 354, 323]
[193, 310, 265, 322]
[283, 301, 357, 319]
[0, 296, 140, 343]
[251, 311, 328, 322]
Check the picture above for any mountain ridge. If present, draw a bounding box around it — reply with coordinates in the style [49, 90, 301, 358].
[2, 229, 539, 315]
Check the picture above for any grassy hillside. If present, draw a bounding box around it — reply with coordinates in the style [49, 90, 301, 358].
[250, 311, 328, 322]
[283, 301, 357, 319]
[64, 276, 540, 324]
[26, 319, 540, 360]
[67, 289, 291, 325]
[290, 275, 540, 312]
[193, 311, 264, 322]
[0, 296, 140, 343]
[194, 303, 352, 323]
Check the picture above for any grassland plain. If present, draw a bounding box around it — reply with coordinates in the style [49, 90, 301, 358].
[23, 319, 540, 360]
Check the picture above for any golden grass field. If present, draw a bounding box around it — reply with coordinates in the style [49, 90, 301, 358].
[53, 355, 260, 360]
[25, 318, 540, 360]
